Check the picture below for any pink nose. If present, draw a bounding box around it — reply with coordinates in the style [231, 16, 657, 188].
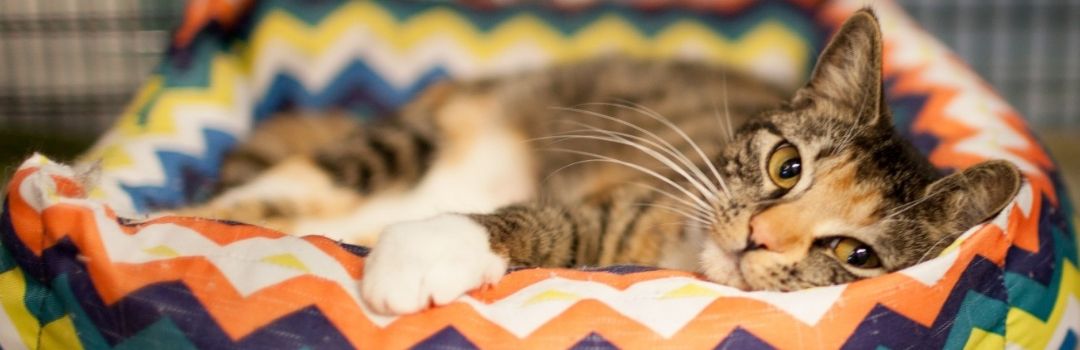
[748, 216, 779, 251]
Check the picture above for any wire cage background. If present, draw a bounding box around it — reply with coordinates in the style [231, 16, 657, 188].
[0, 0, 1078, 138]
[0, 0, 183, 138]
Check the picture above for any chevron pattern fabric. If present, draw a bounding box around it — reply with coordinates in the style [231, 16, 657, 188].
[1, 0, 1077, 349]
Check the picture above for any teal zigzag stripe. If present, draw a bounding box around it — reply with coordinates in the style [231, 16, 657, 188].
[154, 36, 226, 89]
[114, 317, 197, 350]
[53, 275, 108, 349]
[1, 237, 17, 272]
[942, 291, 1010, 350]
[248, 0, 822, 40]
[165, 0, 824, 94]
[1006, 225, 1077, 321]
[1, 237, 67, 328]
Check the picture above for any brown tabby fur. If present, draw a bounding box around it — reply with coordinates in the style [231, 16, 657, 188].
[178, 10, 1021, 292]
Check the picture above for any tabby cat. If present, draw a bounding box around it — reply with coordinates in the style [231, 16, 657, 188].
[179, 10, 1021, 315]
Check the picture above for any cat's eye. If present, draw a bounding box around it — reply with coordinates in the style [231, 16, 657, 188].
[767, 143, 802, 189]
[829, 237, 881, 269]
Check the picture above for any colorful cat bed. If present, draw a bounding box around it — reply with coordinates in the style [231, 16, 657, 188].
[2, 0, 1078, 348]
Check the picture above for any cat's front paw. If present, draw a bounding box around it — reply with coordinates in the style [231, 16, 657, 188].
[361, 214, 508, 315]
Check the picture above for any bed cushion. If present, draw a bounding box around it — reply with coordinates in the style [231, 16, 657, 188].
[2, 0, 1078, 348]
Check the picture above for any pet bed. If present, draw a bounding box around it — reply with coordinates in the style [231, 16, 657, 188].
[2, 0, 1078, 348]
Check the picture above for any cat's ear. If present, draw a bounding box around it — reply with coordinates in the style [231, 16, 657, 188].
[797, 9, 886, 126]
[919, 160, 1022, 235]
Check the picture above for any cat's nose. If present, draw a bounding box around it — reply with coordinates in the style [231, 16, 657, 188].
[748, 216, 780, 251]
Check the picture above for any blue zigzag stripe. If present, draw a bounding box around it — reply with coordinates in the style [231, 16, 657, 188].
[414, 327, 478, 350]
[252, 61, 450, 121]
[714, 327, 775, 349]
[121, 129, 237, 212]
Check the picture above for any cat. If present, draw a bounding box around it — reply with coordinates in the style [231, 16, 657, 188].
[176, 9, 1021, 315]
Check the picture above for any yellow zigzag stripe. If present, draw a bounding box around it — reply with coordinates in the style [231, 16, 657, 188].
[963, 327, 1005, 350]
[116, 76, 167, 138]
[83, 55, 244, 173]
[1004, 260, 1080, 349]
[240, 2, 811, 73]
[39, 316, 81, 350]
[0, 267, 39, 348]
[79, 77, 162, 169]
[0, 267, 82, 350]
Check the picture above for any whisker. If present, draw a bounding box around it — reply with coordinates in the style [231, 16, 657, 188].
[633, 202, 715, 227]
[547, 119, 708, 172]
[534, 133, 720, 205]
[561, 120, 721, 197]
[538, 122, 725, 201]
[838, 81, 874, 151]
[880, 218, 928, 225]
[914, 230, 965, 265]
[750, 198, 784, 206]
[885, 170, 975, 221]
[630, 182, 714, 217]
[540, 147, 713, 209]
[721, 69, 735, 141]
[550, 107, 724, 203]
[711, 100, 730, 142]
[883, 182, 956, 221]
[583, 101, 734, 200]
[619, 100, 735, 199]
[536, 159, 714, 217]
[549, 107, 698, 168]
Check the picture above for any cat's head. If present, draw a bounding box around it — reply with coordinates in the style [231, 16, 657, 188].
[703, 9, 1021, 291]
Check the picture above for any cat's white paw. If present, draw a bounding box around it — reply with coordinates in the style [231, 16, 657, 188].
[361, 213, 508, 315]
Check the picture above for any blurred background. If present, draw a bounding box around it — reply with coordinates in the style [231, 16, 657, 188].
[0, 0, 1078, 203]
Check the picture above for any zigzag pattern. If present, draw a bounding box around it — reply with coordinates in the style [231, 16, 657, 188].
[82, 0, 826, 214]
[81, 50, 254, 213]
[171, 0, 821, 48]
[1, 156, 1074, 349]
[2, 0, 1078, 349]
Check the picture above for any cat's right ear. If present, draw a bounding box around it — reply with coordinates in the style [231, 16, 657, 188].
[918, 160, 1022, 237]
[796, 9, 887, 127]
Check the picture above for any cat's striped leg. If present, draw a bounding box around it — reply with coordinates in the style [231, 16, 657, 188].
[361, 186, 698, 315]
[310, 117, 438, 196]
[171, 117, 439, 231]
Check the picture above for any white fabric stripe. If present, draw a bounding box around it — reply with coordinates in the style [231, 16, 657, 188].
[1046, 296, 1080, 350]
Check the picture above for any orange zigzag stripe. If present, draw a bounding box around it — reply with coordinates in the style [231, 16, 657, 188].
[3, 161, 1040, 348]
[175, 0, 254, 47]
[39, 204, 378, 343]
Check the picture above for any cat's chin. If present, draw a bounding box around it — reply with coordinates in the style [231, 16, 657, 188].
[699, 240, 751, 290]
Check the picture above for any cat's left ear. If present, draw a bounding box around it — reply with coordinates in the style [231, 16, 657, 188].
[919, 160, 1022, 236]
[797, 9, 887, 127]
